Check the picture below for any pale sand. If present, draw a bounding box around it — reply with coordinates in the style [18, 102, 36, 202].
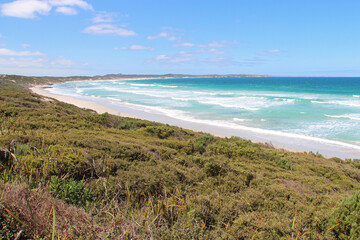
[31, 85, 138, 119]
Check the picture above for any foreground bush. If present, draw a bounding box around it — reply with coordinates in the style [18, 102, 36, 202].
[329, 191, 360, 239]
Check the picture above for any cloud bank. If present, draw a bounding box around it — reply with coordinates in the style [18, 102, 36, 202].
[83, 24, 136, 36]
[1, 0, 93, 18]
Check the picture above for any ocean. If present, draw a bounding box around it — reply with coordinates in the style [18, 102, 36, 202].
[48, 77, 360, 157]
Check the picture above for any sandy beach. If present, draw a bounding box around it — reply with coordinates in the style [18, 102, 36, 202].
[30, 84, 360, 159]
[31, 85, 139, 119]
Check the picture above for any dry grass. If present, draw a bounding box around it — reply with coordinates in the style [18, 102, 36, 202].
[0, 183, 97, 239]
[0, 183, 157, 239]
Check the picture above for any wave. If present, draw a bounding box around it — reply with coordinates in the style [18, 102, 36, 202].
[274, 98, 295, 102]
[325, 114, 360, 121]
[157, 84, 178, 88]
[197, 96, 294, 111]
[171, 97, 191, 101]
[199, 99, 260, 111]
[86, 86, 297, 111]
[129, 83, 178, 88]
[311, 100, 325, 104]
[312, 100, 360, 107]
[130, 83, 157, 87]
[233, 118, 249, 122]
[192, 91, 219, 96]
[101, 87, 173, 98]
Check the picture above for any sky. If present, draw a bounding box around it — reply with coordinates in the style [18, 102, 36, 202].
[0, 0, 360, 77]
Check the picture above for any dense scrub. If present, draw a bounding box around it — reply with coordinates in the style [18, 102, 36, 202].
[1, 78, 360, 239]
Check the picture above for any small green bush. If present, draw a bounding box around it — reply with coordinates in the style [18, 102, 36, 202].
[146, 125, 174, 139]
[49, 176, 94, 207]
[15, 143, 31, 156]
[193, 134, 214, 153]
[329, 191, 360, 239]
[275, 158, 293, 170]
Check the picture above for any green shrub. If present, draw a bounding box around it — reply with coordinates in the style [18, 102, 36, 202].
[204, 159, 226, 177]
[193, 134, 214, 153]
[117, 120, 137, 130]
[49, 176, 94, 207]
[45, 144, 89, 179]
[275, 158, 293, 170]
[15, 143, 31, 156]
[19, 144, 89, 180]
[146, 125, 174, 139]
[329, 191, 360, 239]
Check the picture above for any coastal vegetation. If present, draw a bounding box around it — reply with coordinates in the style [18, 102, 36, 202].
[1, 75, 360, 239]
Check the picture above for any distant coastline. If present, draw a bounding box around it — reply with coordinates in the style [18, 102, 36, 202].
[1, 73, 269, 88]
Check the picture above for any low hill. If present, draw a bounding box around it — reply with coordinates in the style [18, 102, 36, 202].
[0, 73, 268, 87]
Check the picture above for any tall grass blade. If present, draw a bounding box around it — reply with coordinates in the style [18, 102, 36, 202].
[51, 204, 56, 240]
[0, 187, 5, 202]
[4, 208, 26, 226]
[25, 197, 35, 223]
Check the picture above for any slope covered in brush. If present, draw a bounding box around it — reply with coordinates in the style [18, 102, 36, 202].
[1, 78, 360, 239]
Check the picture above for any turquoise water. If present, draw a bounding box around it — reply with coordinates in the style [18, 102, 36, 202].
[50, 77, 360, 147]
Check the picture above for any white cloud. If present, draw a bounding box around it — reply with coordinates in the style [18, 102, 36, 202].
[270, 49, 281, 53]
[147, 31, 177, 41]
[0, 48, 44, 56]
[55, 6, 77, 15]
[204, 56, 239, 66]
[199, 41, 225, 48]
[198, 40, 239, 49]
[48, 0, 92, 10]
[121, 45, 154, 51]
[1, 0, 92, 18]
[0, 57, 45, 67]
[1, 0, 51, 18]
[154, 55, 169, 61]
[147, 51, 195, 64]
[130, 45, 147, 50]
[83, 24, 136, 36]
[22, 43, 30, 49]
[172, 42, 194, 47]
[198, 48, 224, 54]
[0, 47, 87, 75]
[0, 56, 84, 69]
[92, 11, 116, 23]
[51, 57, 75, 66]
[0, 47, 81, 69]
[261, 49, 281, 56]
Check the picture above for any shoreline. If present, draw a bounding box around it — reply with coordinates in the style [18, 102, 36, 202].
[31, 84, 360, 159]
[30, 84, 299, 152]
[31, 85, 138, 119]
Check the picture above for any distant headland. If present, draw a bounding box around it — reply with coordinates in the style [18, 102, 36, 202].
[0, 73, 268, 87]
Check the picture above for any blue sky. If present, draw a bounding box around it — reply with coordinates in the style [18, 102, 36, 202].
[0, 0, 359, 76]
